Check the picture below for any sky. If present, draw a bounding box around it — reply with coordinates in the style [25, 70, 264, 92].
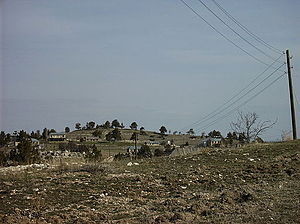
[1, 0, 300, 141]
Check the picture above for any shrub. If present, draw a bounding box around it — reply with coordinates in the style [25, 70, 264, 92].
[85, 145, 102, 162]
[114, 153, 129, 160]
[92, 130, 102, 138]
[137, 144, 152, 158]
[154, 148, 165, 157]
[0, 151, 8, 166]
[9, 140, 40, 165]
[164, 144, 175, 155]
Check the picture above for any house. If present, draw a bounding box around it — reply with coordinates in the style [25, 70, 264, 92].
[127, 146, 142, 153]
[48, 132, 66, 141]
[200, 137, 222, 147]
[148, 141, 160, 146]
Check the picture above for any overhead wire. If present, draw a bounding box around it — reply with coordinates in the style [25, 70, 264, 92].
[194, 72, 287, 132]
[179, 54, 284, 132]
[178, 0, 288, 133]
[196, 0, 279, 62]
[179, 0, 271, 67]
[190, 62, 286, 130]
[210, 0, 283, 54]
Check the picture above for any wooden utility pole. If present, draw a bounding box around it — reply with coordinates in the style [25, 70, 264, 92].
[286, 49, 297, 140]
[134, 132, 138, 159]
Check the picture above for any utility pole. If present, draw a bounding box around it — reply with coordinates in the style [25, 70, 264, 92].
[286, 49, 297, 140]
[134, 132, 138, 159]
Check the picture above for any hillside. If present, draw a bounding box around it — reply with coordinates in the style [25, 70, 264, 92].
[66, 128, 202, 145]
[0, 140, 299, 223]
[43, 128, 202, 158]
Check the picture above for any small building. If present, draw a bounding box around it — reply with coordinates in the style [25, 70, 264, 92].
[200, 137, 222, 147]
[127, 146, 142, 154]
[48, 132, 66, 141]
[148, 141, 160, 146]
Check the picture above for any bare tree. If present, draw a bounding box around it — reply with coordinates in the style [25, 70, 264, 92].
[230, 111, 276, 143]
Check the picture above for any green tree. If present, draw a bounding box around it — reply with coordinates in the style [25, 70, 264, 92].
[0, 151, 8, 166]
[238, 132, 246, 143]
[30, 130, 41, 139]
[159, 126, 167, 135]
[0, 131, 10, 147]
[49, 129, 56, 134]
[14, 139, 40, 164]
[226, 132, 233, 145]
[19, 130, 29, 141]
[85, 144, 102, 162]
[75, 123, 81, 130]
[111, 119, 120, 128]
[106, 128, 122, 141]
[103, 121, 111, 129]
[130, 122, 138, 130]
[42, 128, 49, 139]
[137, 144, 152, 158]
[226, 132, 233, 139]
[140, 127, 147, 135]
[187, 128, 195, 135]
[86, 121, 96, 130]
[232, 132, 238, 140]
[65, 127, 70, 133]
[208, 130, 222, 138]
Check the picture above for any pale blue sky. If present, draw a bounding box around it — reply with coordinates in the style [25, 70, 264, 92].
[1, 0, 299, 140]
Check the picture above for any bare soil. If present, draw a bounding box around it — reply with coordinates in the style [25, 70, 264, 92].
[0, 140, 299, 223]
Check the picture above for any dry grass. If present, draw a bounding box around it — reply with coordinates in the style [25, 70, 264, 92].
[0, 140, 299, 223]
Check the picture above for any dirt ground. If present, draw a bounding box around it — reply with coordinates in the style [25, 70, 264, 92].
[0, 140, 299, 223]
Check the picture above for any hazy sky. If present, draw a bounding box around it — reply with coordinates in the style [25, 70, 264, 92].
[1, 0, 300, 140]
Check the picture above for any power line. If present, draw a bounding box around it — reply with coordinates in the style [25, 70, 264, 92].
[179, 0, 270, 66]
[191, 63, 285, 130]
[210, 0, 282, 54]
[180, 55, 284, 132]
[195, 72, 286, 132]
[196, 0, 279, 62]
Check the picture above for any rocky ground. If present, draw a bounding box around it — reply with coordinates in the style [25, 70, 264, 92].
[0, 140, 299, 223]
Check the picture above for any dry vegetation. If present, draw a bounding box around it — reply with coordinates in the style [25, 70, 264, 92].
[0, 140, 299, 223]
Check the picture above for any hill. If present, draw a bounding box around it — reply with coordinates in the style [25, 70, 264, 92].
[43, 128, 202, 158]
[0, 140, 299, 223]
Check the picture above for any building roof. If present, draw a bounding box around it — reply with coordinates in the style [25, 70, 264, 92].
[49, 132, 66, 136]
[31, 138, 39, 142]
[210, 137, 222, 142]
[127, 146, 142, 150]
[201, 137, 222, 142]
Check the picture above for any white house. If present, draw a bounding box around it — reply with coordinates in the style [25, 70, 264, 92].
[48, 132, 66, 141]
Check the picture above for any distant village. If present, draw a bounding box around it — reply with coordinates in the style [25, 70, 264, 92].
[0, 117, 267, 167]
